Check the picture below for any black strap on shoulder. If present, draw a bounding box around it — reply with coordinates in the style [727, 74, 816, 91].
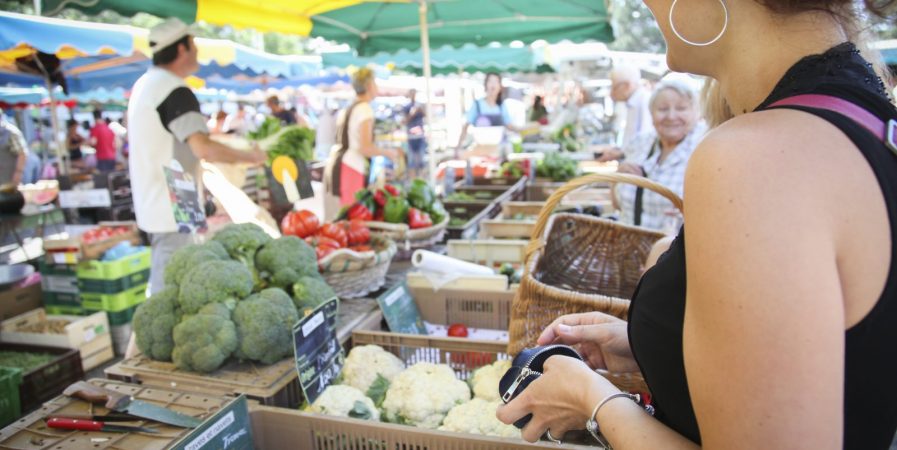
[331, 101, 361, 195]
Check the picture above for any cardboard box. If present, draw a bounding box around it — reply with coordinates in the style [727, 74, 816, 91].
[0, 280, 41, 322]
[0, 308, 114, 372]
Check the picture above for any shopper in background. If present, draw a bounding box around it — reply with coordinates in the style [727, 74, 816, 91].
[207, 110, 227, 135]
[65, 119, 85, 163]
[403, 88, 427, 179]
[324, 67, 402, 220]
[224, 103, 253, 136]
[455, 72, 514, 157]
[530, 95, 549, 125]
[614, 79, 705, 231]
[595, 65, 653, 161]
[89, 110, 117, 172]
[127, 17, 265, 300]
[498, 0, 897, 448]
[0, 110, 27, 189]
[266, 95, 296, 125]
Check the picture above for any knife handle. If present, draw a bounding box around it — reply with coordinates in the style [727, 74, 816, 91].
[63, 381, 128, 410]
[47, 418, 105, 432]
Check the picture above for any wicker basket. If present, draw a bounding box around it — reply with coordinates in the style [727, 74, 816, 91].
[320, 235, 397, 299]
[508, 173, 683, 392]
[366, 216, 448, 253]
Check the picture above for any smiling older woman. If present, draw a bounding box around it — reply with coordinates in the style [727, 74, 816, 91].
[616, 79, 706, 231]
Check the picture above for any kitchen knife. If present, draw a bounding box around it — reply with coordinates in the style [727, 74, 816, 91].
[63, 382, 202, 428]
[46, 417, 159, 434]
[47, 413, 142, 422]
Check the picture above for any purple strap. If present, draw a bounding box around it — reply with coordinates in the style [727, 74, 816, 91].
[768, 94, 897, 154]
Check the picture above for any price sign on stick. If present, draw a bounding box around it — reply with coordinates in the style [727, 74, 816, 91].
[163, 160, 207, 233]
[268, 156, 314, 208]
[376, 282, 426, 335]
[293, 298, 341, 404]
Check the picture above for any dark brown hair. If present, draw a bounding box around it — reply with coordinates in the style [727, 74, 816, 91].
[755, 0, 895, 17]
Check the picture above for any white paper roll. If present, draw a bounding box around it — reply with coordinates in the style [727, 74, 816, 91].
[412, 250, 494, 276]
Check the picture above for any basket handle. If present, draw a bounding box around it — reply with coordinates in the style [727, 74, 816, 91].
[525, 173, 684, 261]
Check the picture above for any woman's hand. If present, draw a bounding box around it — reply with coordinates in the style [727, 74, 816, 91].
[538, 312, 639, 373]
[497, 355, 619, 442]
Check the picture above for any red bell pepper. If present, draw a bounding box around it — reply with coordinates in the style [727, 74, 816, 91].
[373, 190, 388, 207]
[407, 208, 433, 229]
[384, 184, 400, 197]
[347, 203, 373, 221]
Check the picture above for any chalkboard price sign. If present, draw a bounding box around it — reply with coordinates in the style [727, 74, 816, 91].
[292, 298, 341, 404]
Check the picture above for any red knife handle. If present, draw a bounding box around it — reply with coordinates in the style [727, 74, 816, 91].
[47, 418, 105, 432]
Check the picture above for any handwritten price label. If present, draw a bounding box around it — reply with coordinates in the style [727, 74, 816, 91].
[292, 297, 341, 404]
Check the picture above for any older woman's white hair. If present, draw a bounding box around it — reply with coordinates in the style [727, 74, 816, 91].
[648, 79, 699, 111]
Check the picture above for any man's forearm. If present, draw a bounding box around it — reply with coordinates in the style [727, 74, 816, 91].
[192, 135, 258, 164]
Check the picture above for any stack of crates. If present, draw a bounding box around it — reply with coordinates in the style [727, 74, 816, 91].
[75, 248, 151, 355]
[40, 262, 81, 312]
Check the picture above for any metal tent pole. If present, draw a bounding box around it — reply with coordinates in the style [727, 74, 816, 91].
[418, 0, 436, 186]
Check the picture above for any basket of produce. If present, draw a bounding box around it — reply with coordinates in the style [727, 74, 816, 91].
[508, 173, 683, 392]
[130, 222, 339, 379]
[344, 180, 449, 253]
[282, 210, 396, 298]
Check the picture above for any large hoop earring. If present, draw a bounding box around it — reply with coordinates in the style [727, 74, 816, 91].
[669, 0, 729, 47]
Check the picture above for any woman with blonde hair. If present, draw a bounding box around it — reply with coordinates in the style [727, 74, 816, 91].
[498, 0, 897, 448]
[324, 67, 401, 219]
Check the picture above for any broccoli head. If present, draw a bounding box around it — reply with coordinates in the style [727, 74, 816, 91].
[178, 260, 253, 314]
[255, 236, 318, 292]
[163, 241, 229, 287]
[171, 303, 238, 373]
[132, 286, 182, 361]
[293, 275, 337, 315]
[211, 223, 272, 289]
[232, 288, 299, 364]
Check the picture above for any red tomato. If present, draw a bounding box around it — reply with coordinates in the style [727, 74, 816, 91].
[447, 323, 469, 338]
[305, 236, 341, 260]
[337, 220, 371, 246]
[281, 210, 320, 238]
[317, 223, 348, 248]
[349, 245, 372, 253]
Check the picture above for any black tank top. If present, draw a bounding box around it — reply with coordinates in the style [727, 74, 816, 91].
[628, 42, 897, 449]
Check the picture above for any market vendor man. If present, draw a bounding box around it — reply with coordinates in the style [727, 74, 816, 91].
[595, 65, 653, 162]
[127, 17, 265, 300]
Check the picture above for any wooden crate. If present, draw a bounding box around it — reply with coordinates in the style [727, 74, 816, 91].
[0, 308, 113, 372]
[478, 219, 537, 240]
[406, 272, 508, 292]
[446, 239, 528, 266]
[0, 379, 248, 450]
[409, 286, 516, 331]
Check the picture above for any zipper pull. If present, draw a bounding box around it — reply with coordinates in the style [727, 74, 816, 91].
[502, 368, 531, 403]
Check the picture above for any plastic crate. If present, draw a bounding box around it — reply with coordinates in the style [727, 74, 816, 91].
[43, 304, 84, 316]
[37, 261, 77, 277]
[75, 248, 151, 280]
[92, 303, 140, 326]
[41, 291, 81, 308]
[78, 268, 150, 294]
[0, 367, 21, 428]
[0, 342, 83, 413]
[80, 283, 146, 311]
[444, 201, 501, 240]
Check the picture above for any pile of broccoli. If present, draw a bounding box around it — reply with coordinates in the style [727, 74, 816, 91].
[132, 222, 338, 373]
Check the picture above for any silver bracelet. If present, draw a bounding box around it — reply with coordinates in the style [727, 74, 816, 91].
[586, 392, 641, 447]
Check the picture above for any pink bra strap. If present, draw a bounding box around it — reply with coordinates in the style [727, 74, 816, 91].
[768, 94, 897, 154]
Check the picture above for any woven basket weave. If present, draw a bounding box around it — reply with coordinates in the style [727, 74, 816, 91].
[508, 173, 683, 393]
[320, 235, 397, 299]
[366, 217, 448, 252]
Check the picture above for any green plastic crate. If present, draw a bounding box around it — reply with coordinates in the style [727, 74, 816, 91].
[80, 284, 147, 312]
[86, 302, 143, 327]
[76, 249, 151, 280]
[42, 291, 82, 308]
[38, 261, 77, 277]
[0, 367, 22, 428]
[44, 305, 85, 316]
[78, 269, 150, 294]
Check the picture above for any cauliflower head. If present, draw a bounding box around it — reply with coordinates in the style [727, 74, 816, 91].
[163, 241, 229, 287]
[308, 385, 380, 421]
[292, 276, 336, 315]
[382, 362, 470, 429]
[438, 398, 521, 438]
[470, 359, 512, 401]
[342, 345, 405, 394]
[255, 236, 318, 292]
[177, 259, 253, 314]
[171, 303, 238, 373]
[132, 286, 181, 361]
[232, 288, 299, 365]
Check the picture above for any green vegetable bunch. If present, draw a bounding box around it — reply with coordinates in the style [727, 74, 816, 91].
[132, 222, 339, 373]
[536, 153, 579, 182]
[247, 117, 281, 141]
[552, 123, 581, 152]
[266, 126, 316, 164]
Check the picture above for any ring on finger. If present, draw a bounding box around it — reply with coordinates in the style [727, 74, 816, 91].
[545, 430, 563, 444]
